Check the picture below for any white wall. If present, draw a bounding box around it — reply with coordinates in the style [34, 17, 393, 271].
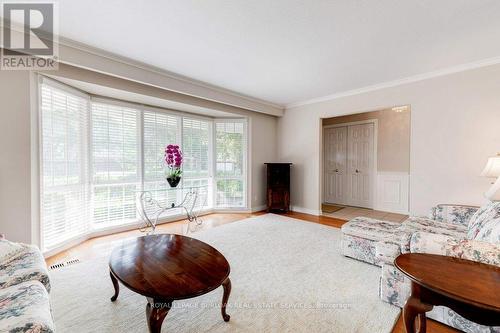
[278, 64, 500, 216]
[0, 71, 33, 243]
[250, 113, 277, 210]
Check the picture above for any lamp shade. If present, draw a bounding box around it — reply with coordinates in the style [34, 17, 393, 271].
[481, 154, 500, 178]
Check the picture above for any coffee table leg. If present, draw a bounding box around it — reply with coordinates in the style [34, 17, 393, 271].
[109, 270, 119, 302]
[417, 313, 426, 333]
[146, 298, 172, 333]
[403, 283, 433, 333]
[221, 277, 231, 322]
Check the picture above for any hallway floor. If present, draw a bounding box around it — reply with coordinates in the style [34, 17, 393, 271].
[322, 205, 408, 222]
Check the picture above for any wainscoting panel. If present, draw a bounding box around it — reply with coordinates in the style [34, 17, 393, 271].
[375, 172, 409, 214]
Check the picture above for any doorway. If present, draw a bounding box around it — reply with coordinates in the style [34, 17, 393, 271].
[324, 121, 376, 208]
[321, 106, 411, 217]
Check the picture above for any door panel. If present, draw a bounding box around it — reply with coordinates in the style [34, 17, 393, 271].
[347, 123, 374, 208]
[323, 127, 347, 205]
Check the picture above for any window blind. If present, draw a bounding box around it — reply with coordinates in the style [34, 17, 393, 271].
[182, 118, 210, 179]
[143, 110, 181, 215]
[40, 83, 90, 250]
[91, 102, 140, 226]
[215, 120, 246, 208]
[143, 111, 181, 181]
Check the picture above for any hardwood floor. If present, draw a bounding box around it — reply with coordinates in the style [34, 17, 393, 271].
[46, 211, 458, 333]
[45, 212, 263, 266]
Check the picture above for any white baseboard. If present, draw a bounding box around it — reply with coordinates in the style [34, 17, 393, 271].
[291, 206, 321, 216]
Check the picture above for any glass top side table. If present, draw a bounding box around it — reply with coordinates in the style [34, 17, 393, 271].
[136, 185, 208, 234]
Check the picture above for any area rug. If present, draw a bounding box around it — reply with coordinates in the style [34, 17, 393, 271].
[321, 203, 345, 213]
[50, 214, 400, 332]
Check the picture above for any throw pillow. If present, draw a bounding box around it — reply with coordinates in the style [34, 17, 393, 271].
[467, 201, 500, 243]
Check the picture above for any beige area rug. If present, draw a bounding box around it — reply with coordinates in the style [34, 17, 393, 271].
[50, 214, 400, 332]
[321, 203, 345, 213]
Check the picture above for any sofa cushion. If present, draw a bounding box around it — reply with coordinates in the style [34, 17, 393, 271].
[0, 240, 25, 263]
[467, 201, 500, 243]
[341, 217, 402, 240]
[341, 217, 412, 265]
[0, 245, 51, 292]
[402, 216, 467, 239]
[0, 280, 54, 333]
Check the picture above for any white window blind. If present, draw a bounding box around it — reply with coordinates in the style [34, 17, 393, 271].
[182, 117, 212, 207]
[91, 102, 140, 226]
[143, 110, 181, 214]
[143, 111, 181, 181]
[40, 83, 90, 250]
[182, 118, 210, 179]
[215, 120, 246, 208]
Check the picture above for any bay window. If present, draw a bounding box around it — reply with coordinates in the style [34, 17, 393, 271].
[39, 77, 248, 251]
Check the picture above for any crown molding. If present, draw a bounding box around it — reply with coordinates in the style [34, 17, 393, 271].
[286, 56, 500, 109]
[56, 37, 284, 116]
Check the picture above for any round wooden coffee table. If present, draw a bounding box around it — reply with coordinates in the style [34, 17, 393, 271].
[395, 253, 500, 333]
[109, 234, 231, 333]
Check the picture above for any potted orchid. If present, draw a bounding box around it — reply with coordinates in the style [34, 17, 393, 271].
[164, 144, 183, 187]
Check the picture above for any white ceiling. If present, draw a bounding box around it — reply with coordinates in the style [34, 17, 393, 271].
[18, 1, 500, 105]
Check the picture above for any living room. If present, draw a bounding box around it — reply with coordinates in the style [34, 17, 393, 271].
[0, 1, 499, 333]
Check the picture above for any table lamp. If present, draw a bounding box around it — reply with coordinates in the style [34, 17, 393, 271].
[481, 153, 500, 201]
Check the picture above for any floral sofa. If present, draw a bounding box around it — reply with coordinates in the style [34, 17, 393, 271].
[341, 202, 500, 333]
[0, 239, 54, 332]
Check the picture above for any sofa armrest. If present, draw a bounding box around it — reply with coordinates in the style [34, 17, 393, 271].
[0, 244, 51, 292]
[429, 204, 478, 226]
[410, 231, 500, 266]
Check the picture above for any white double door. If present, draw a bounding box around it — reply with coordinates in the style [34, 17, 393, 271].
[324, 123, 375, 208]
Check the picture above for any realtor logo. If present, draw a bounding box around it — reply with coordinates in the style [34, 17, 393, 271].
[1, 2, 58, 70]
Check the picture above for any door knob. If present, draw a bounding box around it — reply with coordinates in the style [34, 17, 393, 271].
[334, 169, 339, 173]
[355, 169, 360, 173]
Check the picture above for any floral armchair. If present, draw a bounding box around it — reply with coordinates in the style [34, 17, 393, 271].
[378, 202, 500, 333]
[0, 244, 51, 291]
[0, 240, 54, 333]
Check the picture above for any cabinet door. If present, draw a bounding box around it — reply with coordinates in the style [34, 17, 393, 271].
[347, 123, 374, 208]
[323, 127, 347, 205]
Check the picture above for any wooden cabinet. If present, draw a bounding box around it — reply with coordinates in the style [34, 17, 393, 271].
[265, 163, 292, 213]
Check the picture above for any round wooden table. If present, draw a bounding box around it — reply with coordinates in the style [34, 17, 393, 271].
[109, 234, 231, 333]
[395, 253, 500, 333]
